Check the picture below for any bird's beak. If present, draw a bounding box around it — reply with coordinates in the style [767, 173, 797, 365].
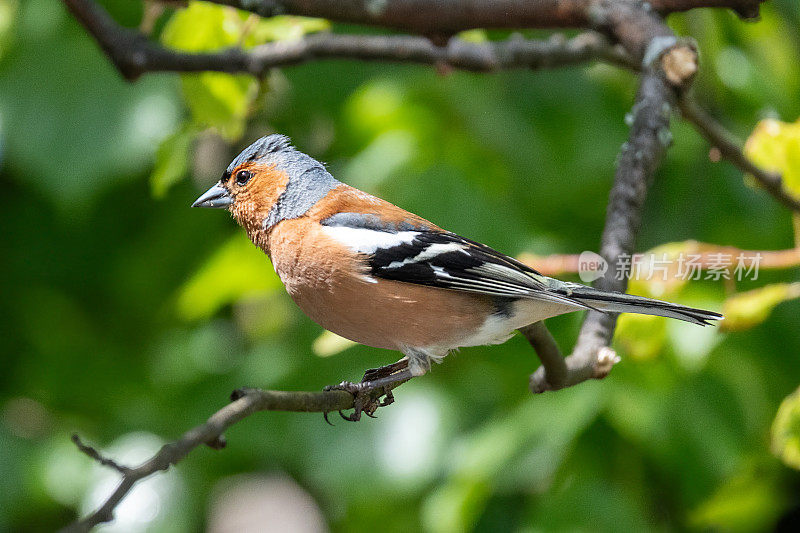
[192, 183, 233, 208]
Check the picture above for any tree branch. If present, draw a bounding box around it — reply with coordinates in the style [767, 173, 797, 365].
[507, 1, 690, 391]
[520, 322, 569, 389]
[649, 0, 766, 19]
[63, 0, 634, 81]
[530, 70, 677, 392]
[212, 0, 765, 35]
[60, 387, 377, 532]
[63, 0, 712, 84]
[678, 96, 800, 213]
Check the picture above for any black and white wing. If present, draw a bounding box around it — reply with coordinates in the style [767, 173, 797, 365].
[320, 212, 596, 310]
[370, 231, 599, 309]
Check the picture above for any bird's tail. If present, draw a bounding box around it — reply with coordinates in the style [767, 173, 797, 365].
[558, 283, 723, 326]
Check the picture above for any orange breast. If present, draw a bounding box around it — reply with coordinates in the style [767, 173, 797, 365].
[267, 218, 492, 352]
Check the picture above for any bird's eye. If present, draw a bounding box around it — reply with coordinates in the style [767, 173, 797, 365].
[235, 170, 252, 186]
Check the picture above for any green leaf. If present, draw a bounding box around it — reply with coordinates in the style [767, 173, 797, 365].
[180, 73, 256, 140]
[250, 16, 330, 44]
[772, 385, 800, 470]
[456, 29, 488, 43]
[721, 282, 800, 332]
[176, 234, 281, 321]
[0, 0, 18, 60]
[161, 2, 245, 52]
[615, 313, 667, 361]
[159, 6, 329, 142]
[744, 118, 800, 200]
[150, 125, 197, 198]
[161, 2, 257, 140]
[689, 465, 785, 532]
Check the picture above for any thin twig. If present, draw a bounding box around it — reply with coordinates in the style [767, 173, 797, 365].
[519, 242, 800, 277]
[679, 96, 800, 213]
[523, 239, 798, 387]
[71, 435, 131, 475]
[61, 387, 377, 532]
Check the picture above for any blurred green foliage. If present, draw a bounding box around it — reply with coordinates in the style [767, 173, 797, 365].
[746, 116, 800, 200]
[2, 0, 800, 531]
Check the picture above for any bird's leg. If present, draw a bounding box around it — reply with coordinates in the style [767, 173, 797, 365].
[324, 367, 413, 422]
[361, 357, 409, 381]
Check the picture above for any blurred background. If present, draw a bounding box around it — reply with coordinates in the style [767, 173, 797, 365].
[2, 0, 800, 531]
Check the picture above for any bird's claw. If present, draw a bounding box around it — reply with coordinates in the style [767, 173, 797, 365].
[379, 389, 395, 407]
[323, 380, 390, 422]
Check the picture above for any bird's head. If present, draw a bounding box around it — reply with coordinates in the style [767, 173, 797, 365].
[192, 134, 339, 238]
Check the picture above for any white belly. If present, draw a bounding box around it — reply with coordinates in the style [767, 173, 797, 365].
[432, 298, 577, 351]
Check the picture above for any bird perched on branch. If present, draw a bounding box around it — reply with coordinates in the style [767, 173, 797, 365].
[193, 134, 721, 420]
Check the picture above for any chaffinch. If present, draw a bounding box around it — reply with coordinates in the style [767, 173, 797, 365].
[193, 134, 721, 418]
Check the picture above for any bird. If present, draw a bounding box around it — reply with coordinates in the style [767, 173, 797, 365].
[193, 134, 722, 420]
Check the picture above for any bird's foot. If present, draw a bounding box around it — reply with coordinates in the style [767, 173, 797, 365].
[323, 380, 394, 422]
[323, 360, 412, 423]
